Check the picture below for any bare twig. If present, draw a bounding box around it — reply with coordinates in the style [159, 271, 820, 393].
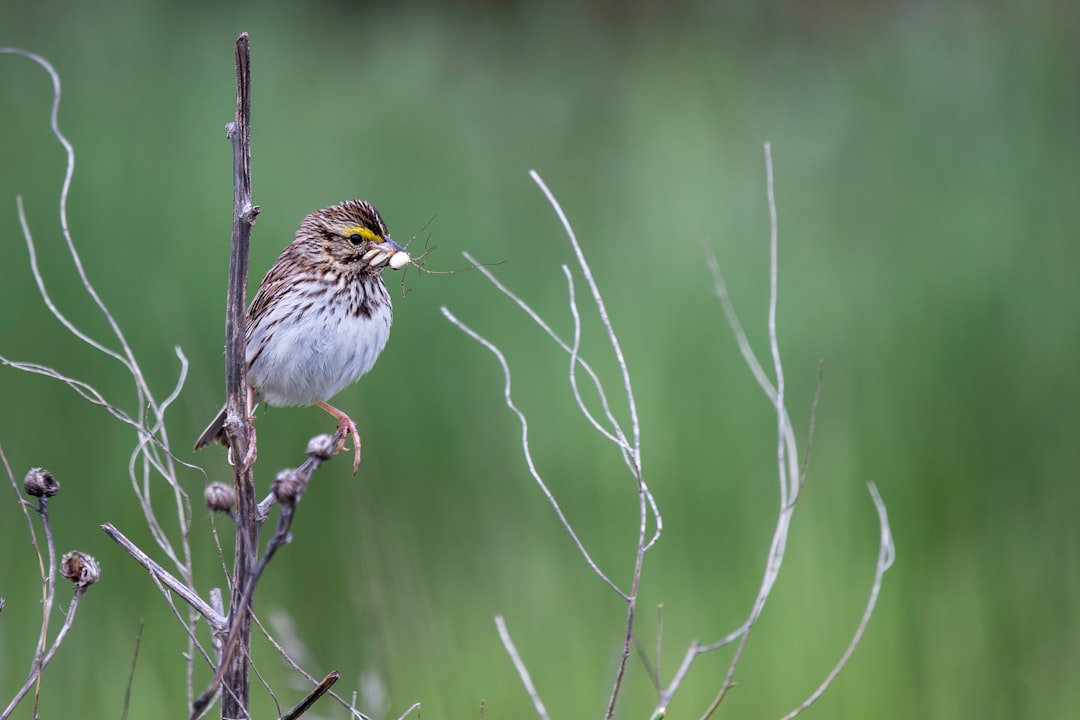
[528, 171, 642, 471]
[530, 173, 653, 720]
[280, 672, 340, 720]
[0, 453, 47, 720]
[778, 483, 895, 719]
[3, 45, 203, 706]
[102, 523, 224, 629]
[5, 39, 380, 720]
[193, 433, 337, 719]
[659, 640, 700, 713]
[685, 144, 891, 719]
[697, 143, 800, 720]
[441, 307, 626, 599]
[121, 621, 145, 720]
[794, 361, 825, 502]
[252, 612, 373, 720]
[445, 170, 664, 718]
[1, 46, 196, 585]
[654, 622, 749, 712]
[29, 490, 58, 719]
[495, 616, 550, 720]
[204, 32, 260, 720]
[2, 584, 92, 720]
[1, 544, 98, 720]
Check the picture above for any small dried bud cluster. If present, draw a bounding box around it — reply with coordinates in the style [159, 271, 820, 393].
[204, 482, 237, 513]
[24, 468, 60, 498]
[306, 434, 334, 460]
[273, 469, 303, 507]
[61, 551, 101, 588]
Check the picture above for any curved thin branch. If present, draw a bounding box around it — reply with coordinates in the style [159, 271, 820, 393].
[777, 483, 895, 720]
[529, 170, 642, 472]
[442, 307, 626, 599]
[495, 616, 551, 720]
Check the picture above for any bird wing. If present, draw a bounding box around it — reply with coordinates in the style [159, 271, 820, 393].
[245, 255, 300, 340]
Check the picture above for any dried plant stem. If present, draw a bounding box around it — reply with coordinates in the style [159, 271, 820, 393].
[2, 587, 89, 720]
[445, 170, 663, 718]
[192, 432, 339, 719]
[5, 38, 373, 720]
[102, 523, 224, 628]
[778, 483, 894, 719]
[251, 611, 373, 720]
[280, 672, 340, 720]
[188, 33, 261, 720]
[495, 616, 551, 720]
[4, 45, 202, 708]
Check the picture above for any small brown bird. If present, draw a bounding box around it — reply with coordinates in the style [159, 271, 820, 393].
[194, 199, 410, 471]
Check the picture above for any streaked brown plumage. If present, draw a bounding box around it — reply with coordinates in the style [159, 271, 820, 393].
[194, 199, 409, 471]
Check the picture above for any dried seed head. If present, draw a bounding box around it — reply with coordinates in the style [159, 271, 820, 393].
[61, 551, 101, 588]
[24, 468, 59, 498]
[306, 434, 334, 461]
[273, 469, 303, 507]
[204, 482, 237, 513]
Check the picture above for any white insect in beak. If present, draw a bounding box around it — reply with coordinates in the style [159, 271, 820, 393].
[369, 237, 409, 270]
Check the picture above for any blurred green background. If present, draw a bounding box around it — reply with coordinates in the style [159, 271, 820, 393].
[2, 0, 1078, 718]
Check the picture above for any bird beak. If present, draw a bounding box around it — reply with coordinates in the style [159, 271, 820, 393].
[364, 238, 411, 270]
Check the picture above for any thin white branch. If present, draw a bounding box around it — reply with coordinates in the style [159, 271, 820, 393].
[101, 523, 222, 628]
[495, 616, 551, 720]
[1, 587, 89, 720]
[777, 483, 895, 720]
[700, 143, 800, 720]
[16, 196, 127, 365]
[562, 265, 631, 455]
[529, 170, 642, 473]
[5, 48, 196, 565]
[697, 622, 750, 654]
[764, 143, 792, 506]
[158, 346, 190, 420]
[441, 307, 626, 598]
[659, 640, 701, 712]
[461, 251, 633, 468]
[2, 50, 147, 402]
[459, 256, 665, 554]
[3, 47, 202, 701]
[448, 172, 667, 717]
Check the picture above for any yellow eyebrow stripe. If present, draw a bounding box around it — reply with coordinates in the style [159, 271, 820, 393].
[342, 225, 382, 242]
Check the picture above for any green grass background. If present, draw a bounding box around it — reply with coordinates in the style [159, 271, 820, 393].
[2, 0, 1078, 717]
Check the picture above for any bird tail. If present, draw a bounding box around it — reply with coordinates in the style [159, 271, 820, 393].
[193, 405, 228, 451]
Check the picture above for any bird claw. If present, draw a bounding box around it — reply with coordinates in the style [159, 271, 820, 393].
[334, 416, 362, 474]
[225, 425, 258, 467]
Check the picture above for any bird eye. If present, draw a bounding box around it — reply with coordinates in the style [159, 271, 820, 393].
[348, 233, 364, 245]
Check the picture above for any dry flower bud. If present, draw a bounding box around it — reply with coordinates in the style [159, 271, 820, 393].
[273, 469, 302, 507]
[204, 482, 237, 512]
[306, 434, 334, 460]
[24, 467, 60, 498]
[61, 551, 101, 587]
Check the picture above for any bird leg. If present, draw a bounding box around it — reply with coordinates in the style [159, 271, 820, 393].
[316, 401, 361, 473]
[227, 387, 260, 467]
[243, 386, 258, 467]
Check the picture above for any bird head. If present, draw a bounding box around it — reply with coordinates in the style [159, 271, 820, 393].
[303, 199, 409, 273]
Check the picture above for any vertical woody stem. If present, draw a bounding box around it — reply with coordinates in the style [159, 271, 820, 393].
[221, 31, 259, 720]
